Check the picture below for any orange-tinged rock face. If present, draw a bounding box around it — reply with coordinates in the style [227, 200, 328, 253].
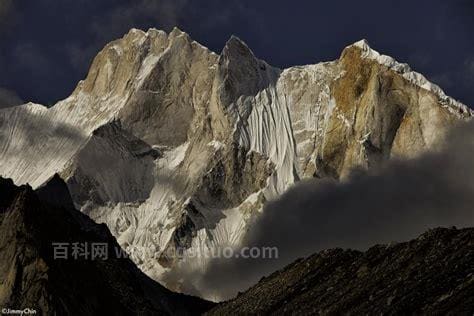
[313, 44, 470, 179]
[0, 29, 471, 300]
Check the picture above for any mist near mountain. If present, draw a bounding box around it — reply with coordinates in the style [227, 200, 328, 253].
[1, 26, 473, 304]
[0, 87, 23, 108]
[184, 121, 474, 301]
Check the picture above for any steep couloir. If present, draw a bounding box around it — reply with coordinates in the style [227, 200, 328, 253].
[0, 28, 472, 297]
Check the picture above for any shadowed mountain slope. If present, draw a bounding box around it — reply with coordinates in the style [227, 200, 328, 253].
[0, 176, 213, 315]
[208, 227, 474, 315]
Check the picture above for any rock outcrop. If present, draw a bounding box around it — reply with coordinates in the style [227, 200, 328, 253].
[208, 227, 474, 315]
[0, 176, 213, 315]
[0, 28, 472, 296]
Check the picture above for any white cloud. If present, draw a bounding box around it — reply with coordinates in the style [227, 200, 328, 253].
[0, 87, 23, 108]
[184, 122, 474, 300]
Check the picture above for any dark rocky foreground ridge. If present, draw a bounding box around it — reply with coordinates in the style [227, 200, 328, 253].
[1, 172, 474, 315]
[1, 27, 473, 296]
[0, 176, 213, 315]
[208, 227, 474, 315]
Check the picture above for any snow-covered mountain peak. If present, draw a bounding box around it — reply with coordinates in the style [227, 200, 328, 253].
[352, 38, 371, 48]
[220, 35, 261, 72]
[222, 35, 252, 54]
[169, 26, 186, 37]
[216, 34, 280, 113]
[1, 27, 472, 300]
[346, 39, 473, 118]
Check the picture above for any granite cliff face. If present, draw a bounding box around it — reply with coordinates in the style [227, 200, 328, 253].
[0, 176, 213, 315]
[0, 27, 472, 295]
[208, 227, 474, 315]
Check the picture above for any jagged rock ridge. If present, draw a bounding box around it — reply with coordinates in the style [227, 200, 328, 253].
[208, 227, 474, 315]
[0, 176, 213, 315]
[0, 27, 472, 296]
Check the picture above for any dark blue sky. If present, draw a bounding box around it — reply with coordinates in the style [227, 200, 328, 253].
[0, 0, 473, 107]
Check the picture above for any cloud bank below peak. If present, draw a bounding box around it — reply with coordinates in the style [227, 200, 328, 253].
[178, 121, 474, 301]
